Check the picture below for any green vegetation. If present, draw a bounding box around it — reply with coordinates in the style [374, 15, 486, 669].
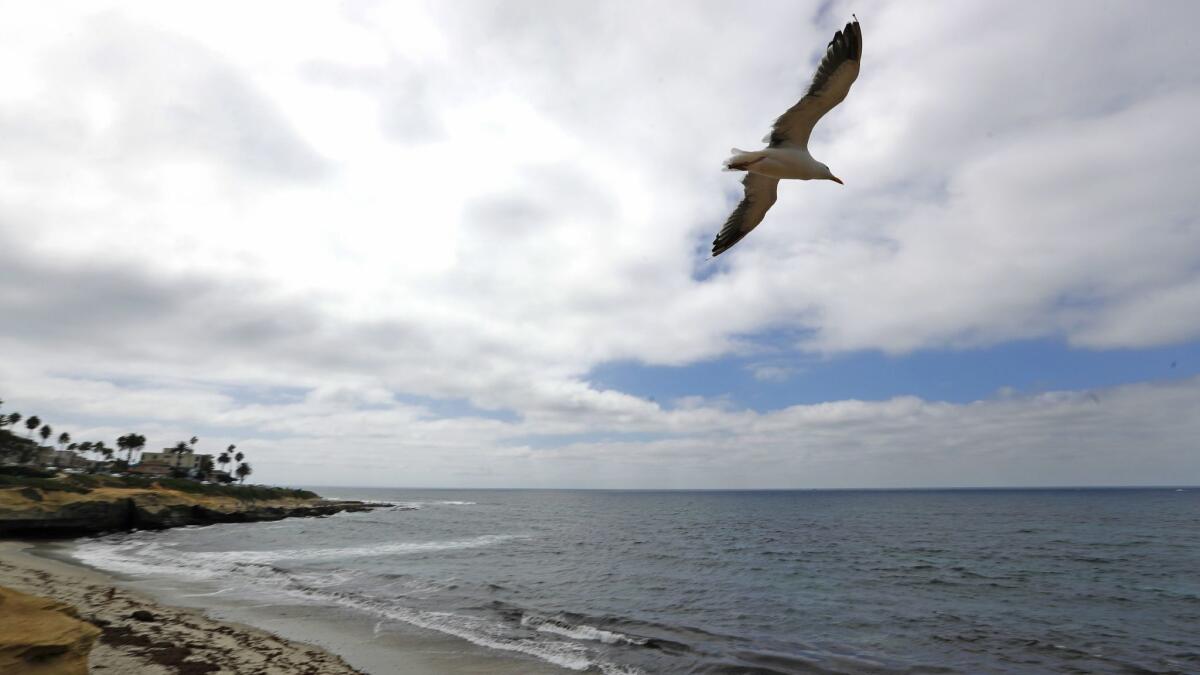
[0, 428, 37, 464]
[0, 467, 318, 500]
[0, 473, 91, 493]
[117, 476, 315, 500]
[0, 465, 57, 479]
[0, 465, 89, 492]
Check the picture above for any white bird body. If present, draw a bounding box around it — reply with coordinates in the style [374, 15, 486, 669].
[711, 18, 863, 256]
[726, 147, 836, 181]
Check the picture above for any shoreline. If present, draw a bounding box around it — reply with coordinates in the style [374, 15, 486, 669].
[0, 539, 366, 675]
[3, 535, 573, 675]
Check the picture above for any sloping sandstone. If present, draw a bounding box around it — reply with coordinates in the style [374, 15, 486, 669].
[0, 585, 100, 675]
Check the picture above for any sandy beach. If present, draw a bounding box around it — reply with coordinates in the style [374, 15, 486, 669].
[0, 540, 364, 675]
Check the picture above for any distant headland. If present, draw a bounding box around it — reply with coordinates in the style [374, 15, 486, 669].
[0, 396, 381, 537]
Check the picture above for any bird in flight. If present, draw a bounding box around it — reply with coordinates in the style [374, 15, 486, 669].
[711, 18, 863, 257]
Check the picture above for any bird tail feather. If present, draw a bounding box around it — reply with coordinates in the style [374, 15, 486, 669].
[724, 148, 764, 172]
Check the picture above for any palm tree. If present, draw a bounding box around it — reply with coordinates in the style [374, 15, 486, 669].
[98, 443, 113, 461]
[24, 415, 40, 440]
[77, 441, 93, 458]
[198, 455, 215, 480]
[117, 433, 146, 464]
[5, 412, 21, 430]
[234, 450, 244, 464]
[189, 436, 199, 448]
[58, 432, 71, 451]
[235, 462, 252, 484]
[218, 451, 231, 476]
[39, 424, 52, 446]
[171, 440, 190, 468]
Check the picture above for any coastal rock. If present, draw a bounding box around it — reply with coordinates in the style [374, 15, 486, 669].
[0, 486, 381, 537]
[0, 585, 100, 675]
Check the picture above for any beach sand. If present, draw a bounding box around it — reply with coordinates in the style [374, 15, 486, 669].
[0, 540, 365, 675]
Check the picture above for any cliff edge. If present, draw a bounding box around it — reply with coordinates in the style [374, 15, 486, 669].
[0, 484, 379, 537]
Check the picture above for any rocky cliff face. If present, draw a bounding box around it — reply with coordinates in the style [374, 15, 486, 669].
[0, 585, 100, 675]
[0, 487, 378, 537]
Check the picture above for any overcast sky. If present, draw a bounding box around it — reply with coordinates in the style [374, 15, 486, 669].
[2, 1, 1198, 488]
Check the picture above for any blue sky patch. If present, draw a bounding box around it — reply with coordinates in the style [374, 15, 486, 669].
[588, 338, 1200, 412]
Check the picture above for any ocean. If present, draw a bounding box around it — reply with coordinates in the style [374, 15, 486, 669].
[70, 488, 1199, 674]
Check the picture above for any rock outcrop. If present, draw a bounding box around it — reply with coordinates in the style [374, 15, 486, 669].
[0, 585, 100, 675]
[0, 487, 379, 537]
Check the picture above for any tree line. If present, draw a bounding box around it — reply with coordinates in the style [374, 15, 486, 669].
[1, 397, 253, 483]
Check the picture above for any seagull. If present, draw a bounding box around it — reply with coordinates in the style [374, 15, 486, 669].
[711, 17, 863, 257]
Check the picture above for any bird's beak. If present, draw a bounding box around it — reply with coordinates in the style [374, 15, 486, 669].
[831, 176, 844, 185]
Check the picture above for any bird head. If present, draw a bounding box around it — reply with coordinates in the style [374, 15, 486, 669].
[821, 164, 843, 185]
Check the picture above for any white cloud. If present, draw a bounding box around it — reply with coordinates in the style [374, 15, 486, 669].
[5, 365, 1197, 488]
[2, 1, 1199, 486]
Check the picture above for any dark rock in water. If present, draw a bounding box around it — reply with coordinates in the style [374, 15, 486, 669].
[130, 610, 157, 622]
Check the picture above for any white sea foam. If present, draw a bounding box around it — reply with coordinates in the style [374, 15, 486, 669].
[522, 614, 646, 646]
[178, 588, 234, 598]
[320, 595, 642, 674]
[208, 534, 520, 564]
[74, 534, 519, 580]
[72, 532, 641, 674]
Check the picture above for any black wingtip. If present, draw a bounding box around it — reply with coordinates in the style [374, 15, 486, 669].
[847, 16, 862, 60]
[711, 232, 737, 257]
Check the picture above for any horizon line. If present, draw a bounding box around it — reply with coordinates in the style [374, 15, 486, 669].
[296, 484, 1198, 492]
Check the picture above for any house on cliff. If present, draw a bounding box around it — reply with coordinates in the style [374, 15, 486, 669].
[127, 462, 173, 477]
[139, 449, 213, 471]
[34, 448, 91, 469]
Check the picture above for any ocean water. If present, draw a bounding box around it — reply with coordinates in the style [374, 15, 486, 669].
[71, 488, 1199, 674]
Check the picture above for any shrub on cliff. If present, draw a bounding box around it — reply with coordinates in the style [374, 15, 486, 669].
[0, 429, 36, 463]
[0, 474, 91, 493]
[0, 469, 318, 501]
[0, 466, 57, 479]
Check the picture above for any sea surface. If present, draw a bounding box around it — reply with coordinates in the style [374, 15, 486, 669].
[70, 488, 1199, 674]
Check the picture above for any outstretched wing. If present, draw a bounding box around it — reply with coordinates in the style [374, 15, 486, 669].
[712, 173, 779, 257]
[767, 19, 863, 150]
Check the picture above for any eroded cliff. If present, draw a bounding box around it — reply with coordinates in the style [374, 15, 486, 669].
[0, 485, 378, 536]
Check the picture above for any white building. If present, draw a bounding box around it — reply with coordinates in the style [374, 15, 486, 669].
[139, 449, 213, 470]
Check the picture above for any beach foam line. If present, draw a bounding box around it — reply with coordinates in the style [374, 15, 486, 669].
[309, 589, 644, 674]
[86, 533, 517, 567]
[521, 613, 648, 646]
[72, 533, 643, 674]
[200, 534, 521, 564]
[73, 533, 522, 582]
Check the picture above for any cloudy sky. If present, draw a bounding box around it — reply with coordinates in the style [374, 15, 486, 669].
[1, 1, 1198, 489]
